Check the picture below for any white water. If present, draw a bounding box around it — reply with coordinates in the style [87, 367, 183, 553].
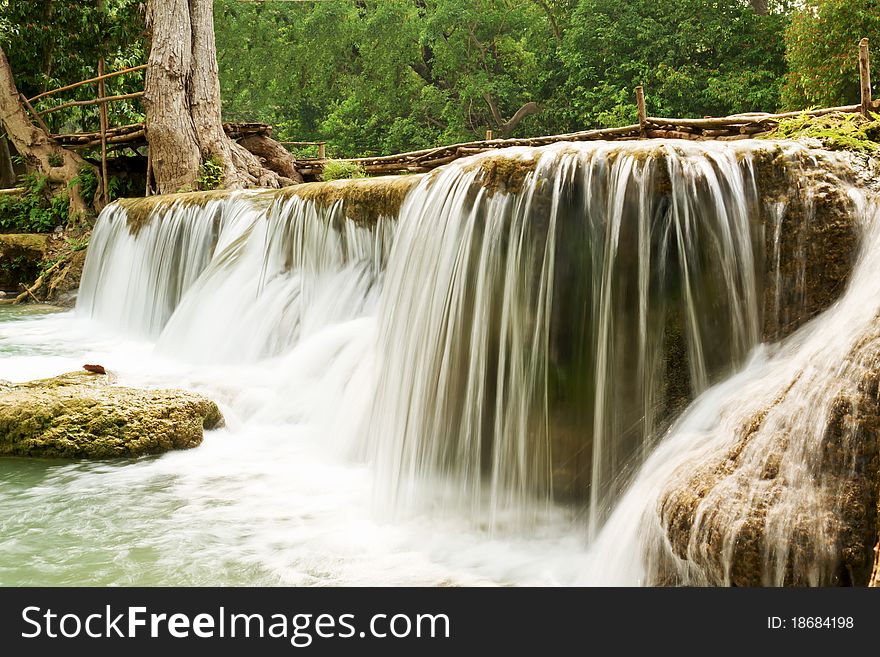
[0, 140, 871, 586]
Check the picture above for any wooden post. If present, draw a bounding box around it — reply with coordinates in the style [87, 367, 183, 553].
[317, 142, 326, 159]
[97, 58, 109, 205]
[145, 144, 153, 197]
[486, 130, 493, 140]
[635, 86, 647, 132]
[860, 38, 872, 118]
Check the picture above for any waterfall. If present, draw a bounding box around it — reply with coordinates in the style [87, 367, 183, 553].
[75, 139, 870, 582]
[584, 191, 879, 586]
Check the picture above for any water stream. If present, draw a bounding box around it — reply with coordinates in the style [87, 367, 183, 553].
[1, 140, 874, 586]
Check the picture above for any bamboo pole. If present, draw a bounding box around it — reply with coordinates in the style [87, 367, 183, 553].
[635, 86, 647, 130]
[26, 64, 147, 103]
[20, 94, 52, 134]
[37, 92, 145, 117]
[860, 38, 872, 118]
[98, 58, 109, 206]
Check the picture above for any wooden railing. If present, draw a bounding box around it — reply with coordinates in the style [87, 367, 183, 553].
[22, 62, 147, 204]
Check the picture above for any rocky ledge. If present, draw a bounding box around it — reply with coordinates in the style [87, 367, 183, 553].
[0, 371, 224, 458]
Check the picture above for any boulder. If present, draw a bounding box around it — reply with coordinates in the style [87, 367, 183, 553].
[0, 371, 224, 458]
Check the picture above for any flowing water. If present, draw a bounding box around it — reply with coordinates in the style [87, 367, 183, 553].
[0, 140, 874, 586]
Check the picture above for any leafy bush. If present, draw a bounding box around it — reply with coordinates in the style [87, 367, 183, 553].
[197, 156, 224, 190]
[319, 160, 366, 182]
[0, 173, 70, 233]
[72, 167, 99, 202]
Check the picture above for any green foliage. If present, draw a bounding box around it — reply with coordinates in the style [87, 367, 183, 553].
[214, 0, 796, 156]
[197, 157, 224, 191]
[761, 111, 880, 152]
[319, 160, 366, 182]
[0, 251, 38, 287]
[0, 173, 69, 233]
[558, 0, 788, 128]
[0, 1, 146, 134]
[782, 0, 880, 109]
[71, 167, 98, 202]
[216, 0, 566, 156]
[65, 236, 89, 252]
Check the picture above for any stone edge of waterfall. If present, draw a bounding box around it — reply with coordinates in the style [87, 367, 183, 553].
[114, 174, 424, 234]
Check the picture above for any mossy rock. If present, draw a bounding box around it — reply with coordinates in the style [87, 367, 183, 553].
[0, 371, 224, 459]
[0, 233, 48, 290]
[281, 175, 421, 225]
[760, 112, 880, 154]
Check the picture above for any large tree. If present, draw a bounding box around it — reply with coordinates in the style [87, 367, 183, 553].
[144, 0, 298, 193]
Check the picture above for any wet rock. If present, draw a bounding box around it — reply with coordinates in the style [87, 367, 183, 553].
[0, 371, 224, 459]
[656, 326, 880, 586]
[755, 150, 860, 342]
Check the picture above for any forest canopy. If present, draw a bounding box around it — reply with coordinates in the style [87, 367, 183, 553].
[1, 0, 877, 159]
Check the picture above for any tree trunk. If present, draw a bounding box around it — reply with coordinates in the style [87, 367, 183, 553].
[143, 0, 202, 193]
[0, 132, 15, 188]
[749, 0, 769, 15]
[0, 45, 96, 217]
[145, 0, 299, 194]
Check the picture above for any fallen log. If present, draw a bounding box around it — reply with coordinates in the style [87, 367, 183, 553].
[12, 257, 67, 305]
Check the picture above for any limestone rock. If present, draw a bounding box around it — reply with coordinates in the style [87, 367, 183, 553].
[0, 371, 224, 458]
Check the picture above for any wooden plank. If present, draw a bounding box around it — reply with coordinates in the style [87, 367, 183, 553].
[860, 38, 872, 118]
[61, 131, 146, 150]
[27, 64, 147, 103]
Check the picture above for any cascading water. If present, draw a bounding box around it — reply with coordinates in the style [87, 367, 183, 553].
[1, 139, 873, 586]
[367, 142, 769, 533]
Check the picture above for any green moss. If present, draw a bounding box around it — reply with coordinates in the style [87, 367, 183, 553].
[117, 190, 241, 236]
[281, 175, 421, 225]
[0, 371, 224, 459]
[760, 112, 880, 153]
[462, 153, 539, 197]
